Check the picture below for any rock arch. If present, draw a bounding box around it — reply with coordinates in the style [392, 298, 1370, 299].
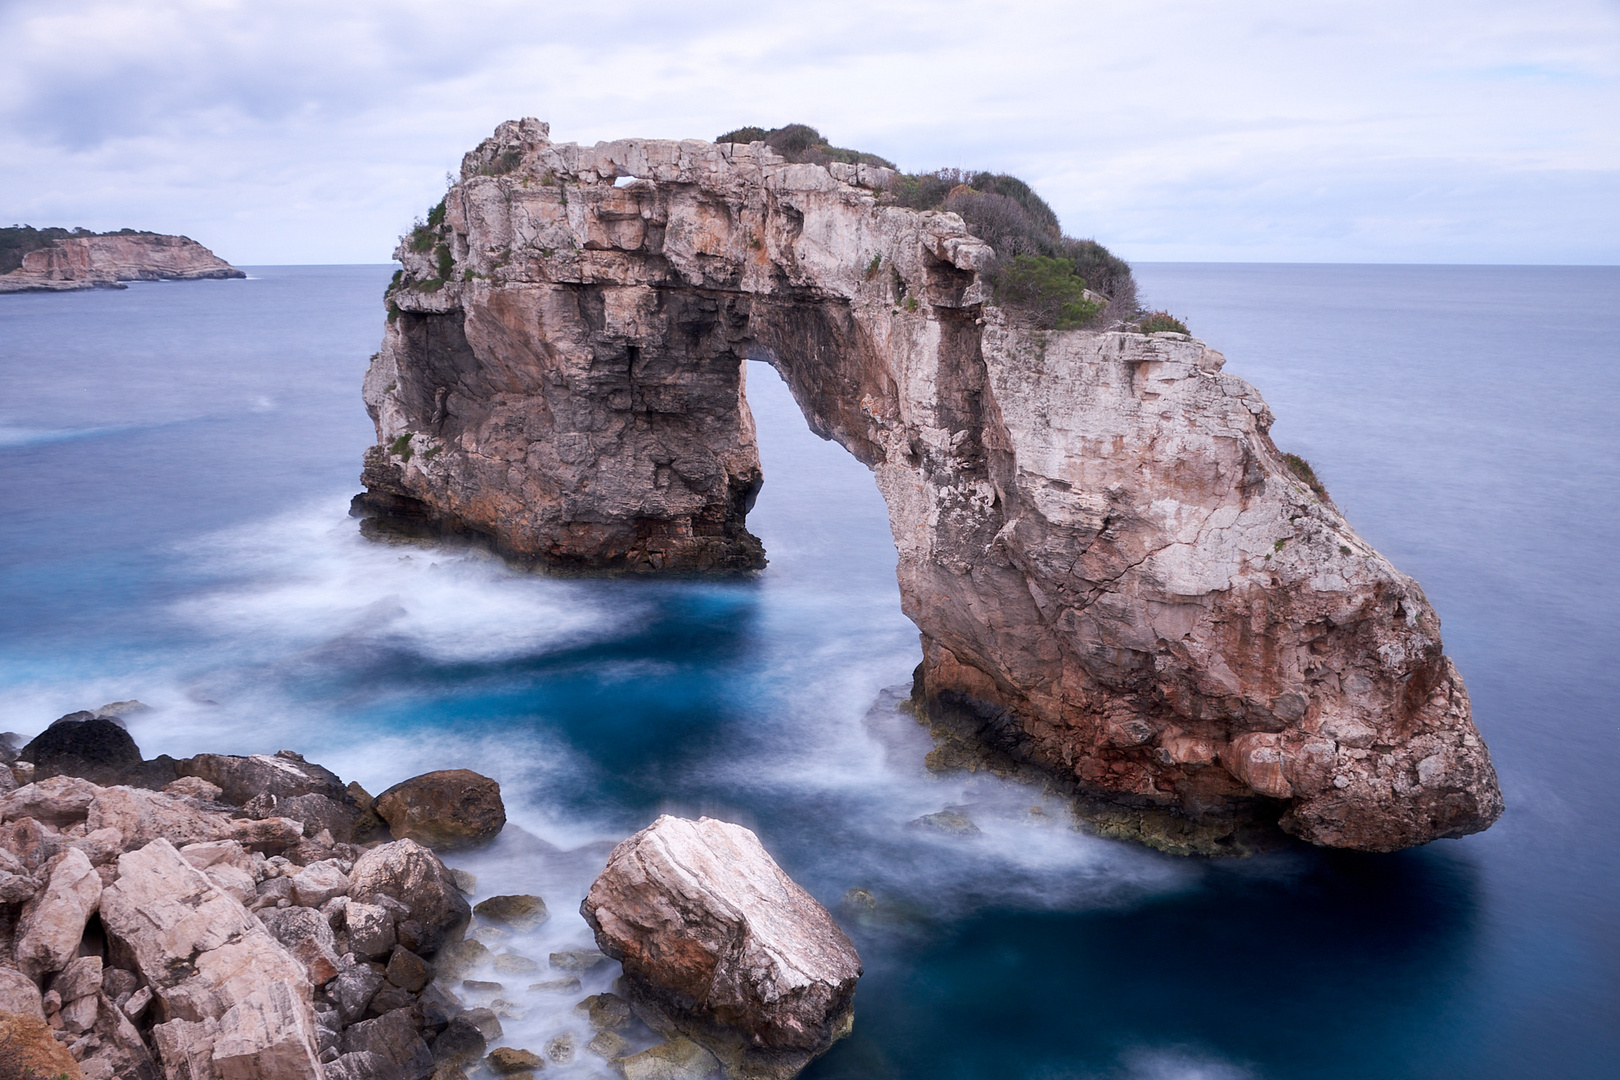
[358, 120, 1502, 852]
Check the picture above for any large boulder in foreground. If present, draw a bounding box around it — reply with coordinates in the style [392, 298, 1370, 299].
[374, 769, 505, 851]
[582, 816, 861, 1080]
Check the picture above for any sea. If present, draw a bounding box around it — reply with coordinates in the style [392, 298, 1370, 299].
[1, 263, 1616, 1080]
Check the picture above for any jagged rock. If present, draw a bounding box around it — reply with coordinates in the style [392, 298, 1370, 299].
[260, 907, 343, 985]
[0, 965, 45, 1017]
[0, 232, 244, 293]
[326, 962, 384, 1026]
[82, 989, 161, 1080]
[165, 776, 225, 801]
[617, 1037, 724, 1080]
[582, 816, 859, 1077]
[18, 712, 177, 789]
[361, 120, 1502, 853]
[207, 979, 325, 1080]
[0, 1011, 84, 1079]
[15, 847, 102, 979]
[275, 794, 362, 843]
[473, 893, 547, 930]
[0, 775, 100, 827]
[339, 1008, 436, 1080]
[0, 866, 37, 903]
[53, 954, 103, 1003]
[85, 785, 231, 850]
[179, 752, 348, 808]
[344, 901, 397, 962]
[373, 770, 505, 852]
[1, 816, 63, 872]
[348, 840, 470, 956]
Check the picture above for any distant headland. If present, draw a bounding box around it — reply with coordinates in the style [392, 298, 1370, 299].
[0, 226, 245, 293]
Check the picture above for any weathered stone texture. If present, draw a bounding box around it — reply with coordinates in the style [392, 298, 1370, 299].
[360, 120, 1503, 852]
[582, 815, 860, 1077]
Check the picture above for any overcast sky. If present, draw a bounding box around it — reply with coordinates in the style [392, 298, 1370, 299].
[3, 0, 1616, 265]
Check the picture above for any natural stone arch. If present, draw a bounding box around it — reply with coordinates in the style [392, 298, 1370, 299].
[357, 120, 1502, 853]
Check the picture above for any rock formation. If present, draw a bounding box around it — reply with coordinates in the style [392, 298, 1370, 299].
[373, 769, 506, 852]
[0, 717, 519, 1080]
[582, 815, 862, 1080]
[358, 119, 1504, 853]
[0, 232, 244, 293]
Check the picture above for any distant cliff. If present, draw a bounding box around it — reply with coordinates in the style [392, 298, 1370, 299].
[0, 227, 244, 293]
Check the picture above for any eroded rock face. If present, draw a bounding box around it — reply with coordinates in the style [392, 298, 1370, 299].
[360, 119, 1504, 853]
[582, 815, 861, 1079]
[0, 233, 245, 293]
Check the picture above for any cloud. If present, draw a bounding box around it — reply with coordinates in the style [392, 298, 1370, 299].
[1, 0, 1615, 263]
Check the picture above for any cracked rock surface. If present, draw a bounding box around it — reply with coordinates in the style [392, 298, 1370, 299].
[361, 119, 1503, 852]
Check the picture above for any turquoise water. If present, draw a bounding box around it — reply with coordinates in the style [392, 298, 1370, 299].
[1, 264, 1616, 1078]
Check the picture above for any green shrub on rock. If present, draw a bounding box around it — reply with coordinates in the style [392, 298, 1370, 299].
[991, 255, 1104, 330]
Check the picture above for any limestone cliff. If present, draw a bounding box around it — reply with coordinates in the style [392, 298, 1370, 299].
[0, 232, 244, 293]
[358, 119, 1503, 853]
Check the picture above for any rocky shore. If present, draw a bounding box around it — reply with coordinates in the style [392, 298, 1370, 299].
[0, 232, 244, 294]
[0, 709, 855, 1080]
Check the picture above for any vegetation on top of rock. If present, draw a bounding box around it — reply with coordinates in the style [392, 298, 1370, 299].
[715, 123, 898, 169]
[1, 225, 156, 275]
[990, 255, 1103, 331]
[1137, 310, 1189, 334]
[1283, 452, 1329, 500]
[715, 128, 1136, 330]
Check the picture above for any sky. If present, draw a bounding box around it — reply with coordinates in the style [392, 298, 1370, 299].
[2, 0, 1616, 265]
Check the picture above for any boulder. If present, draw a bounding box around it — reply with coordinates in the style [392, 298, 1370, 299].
[582, 816, 861, 1077]
[275, 793, 362, 843]
[486, 1046, 543, 1073]
[18, 711, 176, 788]
[289, 860, 350, 907]
[0, 966, 45, 1018]
[86, 784, 236, 850]
[374, 770, 505, 852]
[348, 839, 470, 956]
[208, 979, 325, 1080]
[0, 774, 100, 826]
[178, 751, 348, 807]
[472, 893, 547, 930]
[0, 1011, 85, 1080]
[15, 847, 103, 979]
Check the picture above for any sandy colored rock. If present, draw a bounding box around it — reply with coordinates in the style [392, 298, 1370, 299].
[373, 769, 506, 851]
[15, 847, 102, 979]
[582, 815, 859, 1075]
[0, 1011, 85, 1079]
[0, 967, 45, 1018]
[0, 232, 243, 293]
[360, 120, 1502, 853]
[86, 784, 235, 850]
[178, 751, 347, 807]
[0, 774, 100, 826]
[486, 1046, 544, 1073]
[289, 859, 350, 907]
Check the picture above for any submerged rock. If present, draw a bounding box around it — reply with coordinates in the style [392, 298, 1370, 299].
[360, 120, 1502, 853]
[473, 892, 547, 929]
[582, 815, 860, 1079]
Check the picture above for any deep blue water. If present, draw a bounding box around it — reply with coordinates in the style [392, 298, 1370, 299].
[1, 264, 1616, 1079]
